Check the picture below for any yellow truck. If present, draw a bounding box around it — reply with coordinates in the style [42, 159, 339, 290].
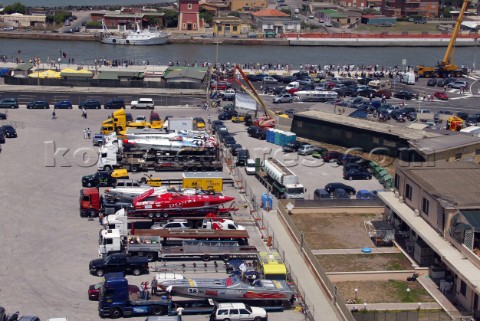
[101, 109, 131, 135]
[258, 251, 287, 281]
[182, 172, 223, 192]
[139, 174, 162, 187]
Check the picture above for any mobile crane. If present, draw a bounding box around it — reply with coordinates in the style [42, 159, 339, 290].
[232, 65, 278, 128]
[415, 0, 470, 78]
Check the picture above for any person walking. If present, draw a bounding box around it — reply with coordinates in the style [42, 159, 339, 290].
[143, 281, 149, 300]
[52, 110, 56, 119]
[176, 306, 184, 321]
[83, 128, 87, 139]
[82, 107, 86, 118]
[140, 282, 145, 299]
[151, 277, 157, 296]
[87, 128, 91, 139]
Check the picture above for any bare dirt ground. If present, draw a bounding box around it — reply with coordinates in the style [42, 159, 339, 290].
[292, 213, 383, 249]
[316, 253, 414, 272]
[335, 280, 434, 304]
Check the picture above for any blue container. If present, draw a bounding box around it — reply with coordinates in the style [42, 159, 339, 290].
[279, 131, 286, 146]
[274, 130, 281, 145]
[286, 132, 297, 144]
[265, 194, 273, 210]
[261, 193, 269, 210]
[267, 129, 275, 143]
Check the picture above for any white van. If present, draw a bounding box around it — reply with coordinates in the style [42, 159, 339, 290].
[212, 303, 267, 321]
[294, 8, 300, 14]
[368, 80, 391, 90]
[401, 72, 416, 85]
[286, 81, 300, 91]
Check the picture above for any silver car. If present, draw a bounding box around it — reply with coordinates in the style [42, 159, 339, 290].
[263, 76, 278, 84]
[273, 93, 293, 103]
[298, 144, 315, 155]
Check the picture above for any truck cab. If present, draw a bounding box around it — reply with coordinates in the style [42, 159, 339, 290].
[80, 187, 101, 217]
[99, 272, 172, 318]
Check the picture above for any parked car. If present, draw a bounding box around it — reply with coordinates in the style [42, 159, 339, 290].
[312, 147, 328, 159]
[92, 134, 105, 146]
[245, 159, 256, 175]
[336, 154, 363, 165]
[427, 78, 438, 86]
[224, 136, 237, 148]
[322, 151, 342, 162]
[358, 88, 377, 97]
[356, 190, 377, 200]
[343, 169, 372, 180]
[89, 282, 139, 301]
[1, 125, 17, 138]
[54, 100, 73, 109]
[325, 182, 356, 195]
[152, 219, 192, 230]
[104, 98, 125, 109]
[333, 188, 350, 199]
[375, 89, 392, 99]
[437, 79, 446, 87]
[433, 92, 448, 100]
[0, 112, 6, 119]
[343, 162, 369, 174]
[218, 110, 238, 120]
[263, 76, 278, 84]
[0, 97, 18, 109]
[247, 126, 266, 140]
[27, 100, 49, 109]
[0, 131, 5, 144]
[448, 81, 468, 89]
[211, 81, 231, 91]
[393, 91, 416, 100]
[314, 188, 331, 200]
[456, 112, 469, 120]
[273, 93, 293, 103]
[282, 141, 307, 153]
[212, 303, 267, 321]
[298, 144, 315, 156]
[465, 116, 479, 126]
[79, 99, 101, 109]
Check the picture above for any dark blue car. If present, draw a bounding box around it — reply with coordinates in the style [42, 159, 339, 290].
[356, 190, 377, 200]
[54, 100, 73, 109]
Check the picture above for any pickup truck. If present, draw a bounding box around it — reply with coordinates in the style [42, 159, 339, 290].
[131, 98, 154, 110]
[89, 253, 150, 277]
[81, 171, 117, 188]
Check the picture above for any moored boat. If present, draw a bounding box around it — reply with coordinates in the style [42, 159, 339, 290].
[100, 19, 169, 46]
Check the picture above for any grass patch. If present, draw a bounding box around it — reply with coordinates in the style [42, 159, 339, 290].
[355, 22, 439, 33]
[336, 280, 434, 304]
[316, 253, 412, 272]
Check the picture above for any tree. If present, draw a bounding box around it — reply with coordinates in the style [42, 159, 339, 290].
[145, 16, 160, 26]
[158, 9, 178, 28]
[3, 2, 26, 14]
[54, 11, 71, 25]
[279, 7, 291, 15]
[200, 8, 214, 25]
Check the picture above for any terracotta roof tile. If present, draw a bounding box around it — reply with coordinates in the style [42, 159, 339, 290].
[252, 8, 289, 17]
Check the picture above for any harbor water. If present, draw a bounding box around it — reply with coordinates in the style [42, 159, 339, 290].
[1, 39, 478, 69]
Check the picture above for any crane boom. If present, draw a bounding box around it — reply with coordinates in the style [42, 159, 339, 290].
[442, 0, 470, 66]
[233, 65, 276, 120]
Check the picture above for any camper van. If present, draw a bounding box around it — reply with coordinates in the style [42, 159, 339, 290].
[368, 80, 392, 90]
[401, 72, 416, 85]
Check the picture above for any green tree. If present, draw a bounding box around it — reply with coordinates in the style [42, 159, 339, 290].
[54, 11, 71, 24]
[3, 2, 26, 14]
[145, 16, 160, 26]
[158, 9, 178, 28]
[228, 11, 241, 17]
[86, 21, 102, 28]
[200, 8, 214, 25]
[279, 7, 291, 15]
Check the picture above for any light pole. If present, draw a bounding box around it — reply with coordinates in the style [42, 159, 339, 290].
[214, 41, 221, 69]
[406, 288, 411, 300]
[474, 38, 478, 72]
[354, 289, 358, 302]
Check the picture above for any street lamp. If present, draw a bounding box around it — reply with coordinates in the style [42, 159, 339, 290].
[214, 41, 221, 69]
[417, 303, 422, 310]
[473, 38, 478, 72]
[406, 288, 411, 299]
[363, 303, 367, 311]
[354, 289, 358, 301]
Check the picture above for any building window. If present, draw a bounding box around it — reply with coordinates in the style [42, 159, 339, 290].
[182, 23, 186, 29]
[233, 26, 238, 31]
[455, 153, 462, 160]
[405, 184, 412, 200]
[476, 149, 480, 155]
[394, 174, 400, 189]
[422, 198, 429, 215]
[188, 3, 192, 9]
[460, 280, 467, 296]
[218, 26, 222, 31]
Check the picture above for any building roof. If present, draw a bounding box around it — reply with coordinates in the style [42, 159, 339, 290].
[296, 110, 439, 141]
[379, 192, 480, 292]
[15, 63, 34, 71]
[409, 134, 480, 155]
[252, 8, 289, 17]
[461, 210, 480, 229]
[162, 66, 207, 81]
[103, 12, 164, 19]
[318, 9, 346, 18]
[97, 70, 144, 80]
[397, 161, 480, 209]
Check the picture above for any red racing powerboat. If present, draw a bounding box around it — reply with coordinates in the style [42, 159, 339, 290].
[133, 189, 235, 211]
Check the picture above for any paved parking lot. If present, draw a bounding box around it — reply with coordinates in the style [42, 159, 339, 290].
[0, 106, 309, 321]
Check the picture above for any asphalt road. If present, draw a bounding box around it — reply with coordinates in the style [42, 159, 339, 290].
[0, 107, 307, 321]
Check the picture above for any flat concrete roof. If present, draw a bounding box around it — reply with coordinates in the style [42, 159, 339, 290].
[397, 161, 480, 208]
[409, 134, 480, 155]
[296, 110, 439, 141]
[379, 192, 480, 291]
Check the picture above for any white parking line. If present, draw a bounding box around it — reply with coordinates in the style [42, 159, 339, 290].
[450, 95, 473, 100]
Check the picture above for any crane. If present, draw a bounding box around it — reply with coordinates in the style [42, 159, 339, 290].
[232, 65, 278, 128]
[415, 0, 470, 78]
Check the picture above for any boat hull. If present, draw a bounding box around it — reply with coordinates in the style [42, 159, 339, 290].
[101, 36, 168, 46]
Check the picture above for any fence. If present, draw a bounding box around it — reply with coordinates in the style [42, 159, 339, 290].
[3, 76, 206, 90]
